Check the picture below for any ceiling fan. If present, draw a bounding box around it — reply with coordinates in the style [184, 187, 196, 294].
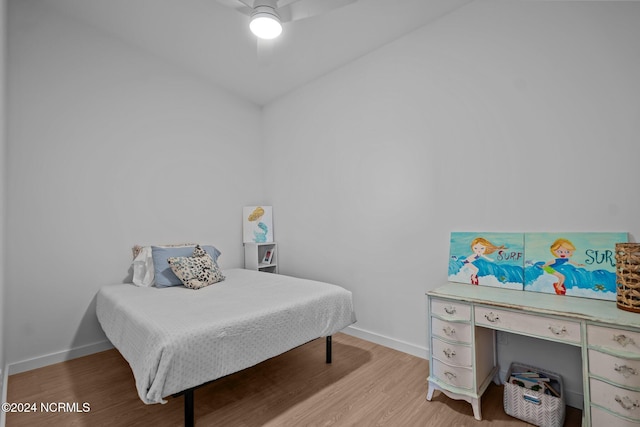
[218, 0, 357, 40]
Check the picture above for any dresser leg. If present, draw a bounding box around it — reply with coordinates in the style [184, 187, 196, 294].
[426, 379, 484, 421]
[471, 397, 482, 421]
[426, 383, 435, 401]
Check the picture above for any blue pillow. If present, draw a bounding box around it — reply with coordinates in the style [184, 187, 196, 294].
[151, 245, 222, 288]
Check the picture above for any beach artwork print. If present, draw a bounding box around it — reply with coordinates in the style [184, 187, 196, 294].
[448, 232, 525, 290]
[524, 232, 627, 301]
[243, 206, 273, 243]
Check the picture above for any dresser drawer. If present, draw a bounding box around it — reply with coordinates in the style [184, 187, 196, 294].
[474, 306, 581, 345]
[588, 324, 640, 356]
[591, 405, 640, 426]
[431, 298, 471, 321]
[589, 349, 640, 388]
[431, 337, 472, 367]
[431, 317, 472, 343]
[590, 378, 640, 421]
[431, 358, 473, 390]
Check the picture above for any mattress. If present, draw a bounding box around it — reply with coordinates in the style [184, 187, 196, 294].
[96, 268, 356, 404]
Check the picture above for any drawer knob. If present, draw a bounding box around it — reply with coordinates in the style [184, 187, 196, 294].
[613, 334, 637, 348]
[444, 306, 457, 315]
[614, 364, 638, 378]
[484, 312, 500, 323]
[444, 371, 457, 380]
[548, 325, 568, 336]
[615, 395, 640, 411]
[442, 326, 456, 336]
[443, 348, 456, 358]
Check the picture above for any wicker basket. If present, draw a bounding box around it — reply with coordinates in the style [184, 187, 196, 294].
[616, 243, 640, 313]
[503, 363, 565, 427]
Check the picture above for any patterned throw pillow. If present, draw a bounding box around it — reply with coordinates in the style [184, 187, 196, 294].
[167, 245, 225, 290]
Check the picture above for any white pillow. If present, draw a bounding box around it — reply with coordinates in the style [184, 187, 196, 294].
[132, 246, 155, 287]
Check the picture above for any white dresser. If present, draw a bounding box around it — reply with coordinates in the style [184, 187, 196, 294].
[426, 283, 640, 426]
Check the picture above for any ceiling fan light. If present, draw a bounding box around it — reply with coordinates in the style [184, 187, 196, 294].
[250, 7, 282, 40]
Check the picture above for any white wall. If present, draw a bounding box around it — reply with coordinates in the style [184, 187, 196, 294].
[5, 1, 264, 371]
[264, 0, 640, 407]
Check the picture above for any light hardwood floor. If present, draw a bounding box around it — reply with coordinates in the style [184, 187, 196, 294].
[6, 333, 581, 426]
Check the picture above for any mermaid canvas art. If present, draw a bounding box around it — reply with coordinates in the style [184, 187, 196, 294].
[448, 232, 525, 290]
[524, 232, 627, 301]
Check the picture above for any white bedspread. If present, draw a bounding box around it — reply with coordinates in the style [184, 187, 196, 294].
[96, 269, 356, 404]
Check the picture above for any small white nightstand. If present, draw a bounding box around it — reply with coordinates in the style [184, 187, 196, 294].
[244, 242, 278, 273]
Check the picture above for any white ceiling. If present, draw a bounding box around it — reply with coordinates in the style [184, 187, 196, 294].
[47, 0, 474, 105]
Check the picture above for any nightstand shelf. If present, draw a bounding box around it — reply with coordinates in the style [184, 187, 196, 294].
[244, 242, 278, 273]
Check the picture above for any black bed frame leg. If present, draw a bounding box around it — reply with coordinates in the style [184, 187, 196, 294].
[177, 337, 331, 426]
[184, 388, 194, 427]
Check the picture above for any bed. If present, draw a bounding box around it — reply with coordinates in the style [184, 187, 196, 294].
[96, 267, 356, 426]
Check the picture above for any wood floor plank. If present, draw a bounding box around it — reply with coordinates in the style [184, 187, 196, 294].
[6, 333, 581, 426]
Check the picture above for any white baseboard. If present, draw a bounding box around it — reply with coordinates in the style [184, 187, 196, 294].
[7, 340, 113, 376]
[342, 325, 428, 360]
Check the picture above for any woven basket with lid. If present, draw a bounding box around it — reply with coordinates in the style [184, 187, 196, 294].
[616, 243, 640, 313]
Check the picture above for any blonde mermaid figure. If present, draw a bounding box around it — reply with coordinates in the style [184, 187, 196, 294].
[463, 237, 506, 285]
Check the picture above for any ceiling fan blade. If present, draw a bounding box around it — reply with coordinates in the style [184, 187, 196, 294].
[277, 0, 357, 23]
[216, 0, 253, 16]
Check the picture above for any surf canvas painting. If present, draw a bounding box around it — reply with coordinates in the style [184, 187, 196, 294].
[524, 232, 627, 301]
[448, 232, 525, 290]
